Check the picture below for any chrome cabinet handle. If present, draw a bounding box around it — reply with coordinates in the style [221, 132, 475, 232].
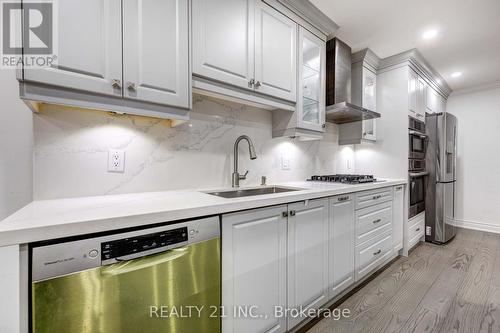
[373, 250, 382, 256]
[282, 211, 288, 218]
[372, 219, 382, 224]
[395, 186, 402, 190]
[127, 82, 136, 91]
[372, 195, 382, 200]
[111, 79, 122, 89]
[416, 228, 421, 232]
[255, 81, 262, 88]
[249, 79, 255, 87]
[289, 210, 296, 217]
[322, 123, 326, 128]
[338, 196, 349, 202]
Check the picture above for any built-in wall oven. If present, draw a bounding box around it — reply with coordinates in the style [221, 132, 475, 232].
[409, 171, 426, 218]
[30, 217, 221, 333]
[409, 117, 428, 218]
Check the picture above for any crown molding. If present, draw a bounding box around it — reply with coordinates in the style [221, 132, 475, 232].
[379, 49, 452, 98]
[277, 0, 339, 38]
[352, 48, 381, 73]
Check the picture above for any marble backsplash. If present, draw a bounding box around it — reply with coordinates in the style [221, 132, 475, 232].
[34, 95, 349, 200]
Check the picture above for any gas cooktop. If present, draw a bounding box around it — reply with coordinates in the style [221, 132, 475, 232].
[308, 174, 376, 184]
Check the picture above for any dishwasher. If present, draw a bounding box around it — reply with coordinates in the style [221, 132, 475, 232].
[30, 216, 221, 333]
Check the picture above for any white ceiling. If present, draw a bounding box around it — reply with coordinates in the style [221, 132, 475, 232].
[311, 0, 500, 91]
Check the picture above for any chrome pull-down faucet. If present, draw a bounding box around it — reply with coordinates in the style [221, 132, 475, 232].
[232, 135, 257, 188]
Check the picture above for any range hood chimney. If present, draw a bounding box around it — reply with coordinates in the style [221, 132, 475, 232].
[325, 38, 380, 124]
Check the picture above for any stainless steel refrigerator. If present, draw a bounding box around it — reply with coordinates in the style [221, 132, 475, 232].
[425, 112, 458, 244]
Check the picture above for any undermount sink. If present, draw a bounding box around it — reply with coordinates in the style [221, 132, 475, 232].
[206, 186, 302, 199]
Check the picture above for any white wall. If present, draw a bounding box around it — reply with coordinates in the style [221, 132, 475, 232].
[0, 69, 32, 333]
[34, 96, 342, 199]
[447, 84, 500, 231]
[353, 66, 409, 180]
[0, 69, 34, 220]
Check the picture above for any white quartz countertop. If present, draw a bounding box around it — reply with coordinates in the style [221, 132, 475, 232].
[0, 180, 406, 246]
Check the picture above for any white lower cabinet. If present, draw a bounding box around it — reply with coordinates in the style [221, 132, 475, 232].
[393, 185, 405, 252]
[355, 231, 393, 281]
[0, 245, 20, 333]
[222, 205, 287, 333]
[408, 213, 425, 249]
[329, 195, 355, 299]
[221, 185, 404, 333]
[287, 199, 329, 329]
[354, 188, 395, 282]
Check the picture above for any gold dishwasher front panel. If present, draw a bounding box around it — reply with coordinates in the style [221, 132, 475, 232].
[32, 238, 220, 333]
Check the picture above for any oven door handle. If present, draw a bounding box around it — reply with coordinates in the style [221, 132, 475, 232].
[409, 130, 428, 138]
[409, 171, 429, 177]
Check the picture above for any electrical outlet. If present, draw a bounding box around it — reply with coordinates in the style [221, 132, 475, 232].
[426, 226, 432, 236]
[108, 149, 125, 173]
[281, 156, 291, 170]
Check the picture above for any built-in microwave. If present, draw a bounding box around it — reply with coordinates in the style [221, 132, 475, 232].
[409, 159, 425, 172]
[409, 117, 427, 160]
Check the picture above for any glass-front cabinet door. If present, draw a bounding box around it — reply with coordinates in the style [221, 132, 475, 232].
[297, 27, 326, 132]
[361, 68, 377, 141]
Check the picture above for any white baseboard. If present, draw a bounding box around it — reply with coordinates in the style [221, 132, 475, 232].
[453, 218, 500, 234]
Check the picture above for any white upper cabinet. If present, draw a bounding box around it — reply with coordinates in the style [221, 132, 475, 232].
[21, 0, 191, 119]
[362, 68, 377, 140]
[425, 85, 446, 115]
[254, 2, 297, 102]
[24, 0, 122, 97]
[222, 206, 287, 333]
[408, 68, 419, 118]
[192, 0, 255, 90]
[440, 94, 447, 113]
[362, 69, 377, 112]
[416, 77, 427, 122]
[329, 195, 355, 298]
[409, 68, 427, 122]
[297, 26, 326, 132]
[123, 0, 189, 108]
[287, 199, 329, 329]
[193, 0, 297, 102]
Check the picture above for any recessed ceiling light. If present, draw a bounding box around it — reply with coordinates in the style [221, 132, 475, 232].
[451, 72, 463, 78]
[422, 29, 438, 40]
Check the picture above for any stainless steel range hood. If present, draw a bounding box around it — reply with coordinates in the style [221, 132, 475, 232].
[325, 102, 381, 124]
[325, 38, 381, 124]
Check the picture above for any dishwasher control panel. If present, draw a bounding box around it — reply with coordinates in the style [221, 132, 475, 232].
[31, 216, 219, 282]
[101, 227, 188, 261]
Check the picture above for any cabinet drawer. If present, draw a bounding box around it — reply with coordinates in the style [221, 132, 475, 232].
[356, 202, 393, 245]
[355, 187, 393, 210]
[408, 214, 425, 247]
[355, 231, 393, 281]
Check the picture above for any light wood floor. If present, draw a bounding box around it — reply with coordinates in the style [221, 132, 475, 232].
[308, 228, 500, 333]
